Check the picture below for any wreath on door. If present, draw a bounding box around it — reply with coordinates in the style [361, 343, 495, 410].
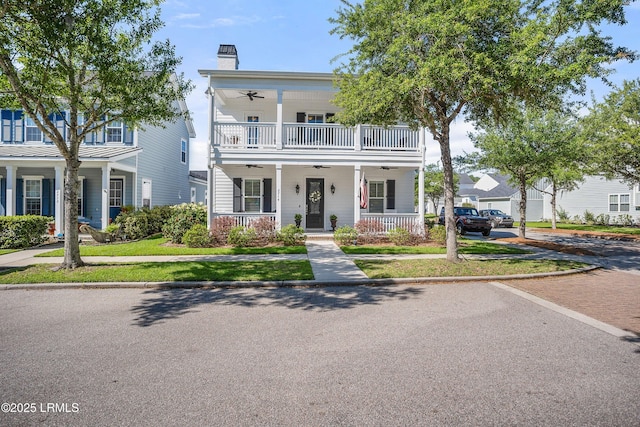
[309, 190, 322, 203]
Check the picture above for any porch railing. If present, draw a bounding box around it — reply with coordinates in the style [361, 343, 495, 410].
[360, 213, 424, 233]
[213, 122, 420, 151]
[213, 213, 277, 228]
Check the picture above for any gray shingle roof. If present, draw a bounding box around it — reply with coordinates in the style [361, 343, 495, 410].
[0, 145, 141, 161]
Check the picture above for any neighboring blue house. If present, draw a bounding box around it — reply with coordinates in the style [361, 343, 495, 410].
[188, 170, 208, 205]
[0, 100, 195, 234]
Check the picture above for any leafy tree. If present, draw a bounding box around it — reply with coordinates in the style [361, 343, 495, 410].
[0, 0, 192, 268]
[582, 79, 640, 185]
[330, 0, 632, 261]
[470, 107, 585, 237]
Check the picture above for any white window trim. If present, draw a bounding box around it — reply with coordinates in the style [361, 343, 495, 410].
[109, 176, 126, 208]
[142, 179, 152, 208]
[609, 193, 631, 212]
[369, 180, 385, 214]
[180, 138, 187, 164]
[77, 176, 84, 216]
[106, 119, 123, 144]
[23, 176, 43, 215]
[24, 116, 43, 144]
[190, 187, 196, 203]
[244, 178, 262, 213]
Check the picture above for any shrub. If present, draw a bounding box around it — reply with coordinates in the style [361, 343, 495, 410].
[388, 227, 412, 246]
[613, 214, 634, 227]
[227, 226, 257, 247]
[428, 225, 447, 245]
[355, 219, 385, 244]
[0, 215, 51, 249]
[114, 205, 172, 240]
[210, 216, 237, 246]
[334, 225, 358, 245]
[183, 224, 212, 248]
[162, 203, 207, 244]
[594, 213, 610, 226]
[250, 216, 277, 244]
[276, 224, 306, 246]
[556, 206, 570, 222]
[583, 210, 595, 224]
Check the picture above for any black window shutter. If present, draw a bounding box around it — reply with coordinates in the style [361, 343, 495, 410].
[296, 112, 306, 123]
[16, 179, 24, 215]
[42, 179, 51, 216]
[263, 178, 272, 212]
[233, 178, 242, 212]
[386, 180, 395, 210]
[325, 113, 335, 122]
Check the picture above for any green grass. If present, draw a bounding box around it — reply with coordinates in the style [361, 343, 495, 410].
[37, 234, 307, 257]
[354, 259, 587, 279]
[0, 249, 17, 256]
[525, 222, 640, 235]
[0, 260, 313, 284]
[341, 240, 529, 255]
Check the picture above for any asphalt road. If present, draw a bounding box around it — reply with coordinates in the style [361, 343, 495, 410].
[1, 283, 638, 426]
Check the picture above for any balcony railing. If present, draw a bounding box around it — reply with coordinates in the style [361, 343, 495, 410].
[213, 122, 420, 151]
[360, 213, 424, 233]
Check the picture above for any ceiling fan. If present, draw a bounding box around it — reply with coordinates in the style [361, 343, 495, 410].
[380, 166, 398, 170]
[307, 165, 330, 169]
[246, 164, 263, 168]
[240, 91, 264, 101]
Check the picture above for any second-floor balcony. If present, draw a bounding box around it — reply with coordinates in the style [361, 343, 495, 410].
[213, 122, 422, 152]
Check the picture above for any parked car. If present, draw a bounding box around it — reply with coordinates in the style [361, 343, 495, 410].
[479, 209, 514, 228]
[439, 207, 492, 236]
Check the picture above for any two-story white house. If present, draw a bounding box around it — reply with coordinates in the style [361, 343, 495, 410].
[199, 45, 427, 232]
[0, 99, 195, 234]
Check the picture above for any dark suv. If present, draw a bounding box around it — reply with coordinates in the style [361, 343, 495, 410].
[479, 209, 514, 228]
[439, 206, 492, 236]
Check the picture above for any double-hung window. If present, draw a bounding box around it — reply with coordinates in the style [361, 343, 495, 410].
[106, 120, 123, 143]
[25, 116, 42, 143]
[181, 139, 187, 163]
[369, 181, 385, 213]
[609, 194, 630, 212]
[25, 179, 42, 215]
[244, 179, 261, 212]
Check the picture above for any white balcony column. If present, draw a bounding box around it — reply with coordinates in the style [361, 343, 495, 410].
[276, 89, 283, 150]
[5, 165, 15, 216]
[354, 125, 362, 151]
[275, 163, 283, 229]
[354, 165, 362, 224]
[54, 165, 64, 234]
[101, 165, 110, 230]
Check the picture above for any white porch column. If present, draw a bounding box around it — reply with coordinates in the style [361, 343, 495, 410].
[275, 163, 282, 229]
[5, 165, 15, 216]
[354, 165, 361, 225]
[418, 127, 426, 221]
[54, 166, 64, 235]
[207, 167, 214, 228]
[276, 89, 283, 150]
[101, 165, 110, 230]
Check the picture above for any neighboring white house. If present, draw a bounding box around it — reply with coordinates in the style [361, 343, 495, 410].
[454, 173, 640, 224]
[199, 45, 427, 231]
[0, 95, 196, 234]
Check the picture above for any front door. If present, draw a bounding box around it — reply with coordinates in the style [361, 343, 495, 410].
[109, 178, 124, 222]
[306, 178, 324, 229]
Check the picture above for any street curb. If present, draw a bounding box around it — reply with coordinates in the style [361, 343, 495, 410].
[0, 264, 601, 291]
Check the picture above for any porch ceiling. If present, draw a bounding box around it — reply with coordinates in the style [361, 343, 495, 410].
[0, 145, 142, 162]
[215, 89, 335, 104]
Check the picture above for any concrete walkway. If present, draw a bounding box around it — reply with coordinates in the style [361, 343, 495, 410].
[304, 240, 368, 281]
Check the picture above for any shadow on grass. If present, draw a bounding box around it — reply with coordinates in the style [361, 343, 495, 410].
[131, 285, 424, 327]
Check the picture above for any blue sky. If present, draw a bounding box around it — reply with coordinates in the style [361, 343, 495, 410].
[155, 0, 640, 170]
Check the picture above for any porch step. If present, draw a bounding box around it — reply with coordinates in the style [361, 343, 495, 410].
[305, 232, 336, 241]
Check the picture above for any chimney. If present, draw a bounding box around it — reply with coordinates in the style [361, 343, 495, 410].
[217, 44, 239, 70]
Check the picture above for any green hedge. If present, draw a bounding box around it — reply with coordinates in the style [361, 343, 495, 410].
[0, 216, 52, 249]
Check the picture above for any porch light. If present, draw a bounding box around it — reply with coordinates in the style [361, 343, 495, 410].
[295, 184, 300, 194]
[331, 184, 335, 194]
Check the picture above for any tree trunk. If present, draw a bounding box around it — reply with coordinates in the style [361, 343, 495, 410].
[62, 159, 84, 269]
[518, 180, 527, 239]
[439, 124, 459, 262]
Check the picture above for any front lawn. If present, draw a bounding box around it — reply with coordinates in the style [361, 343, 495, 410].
[341, 240, 529, 255]
[354, 259, 587, 279]
[0, 260, 313, 283]
[525, 222, 640, 235]
[37, 234, 307, 257]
